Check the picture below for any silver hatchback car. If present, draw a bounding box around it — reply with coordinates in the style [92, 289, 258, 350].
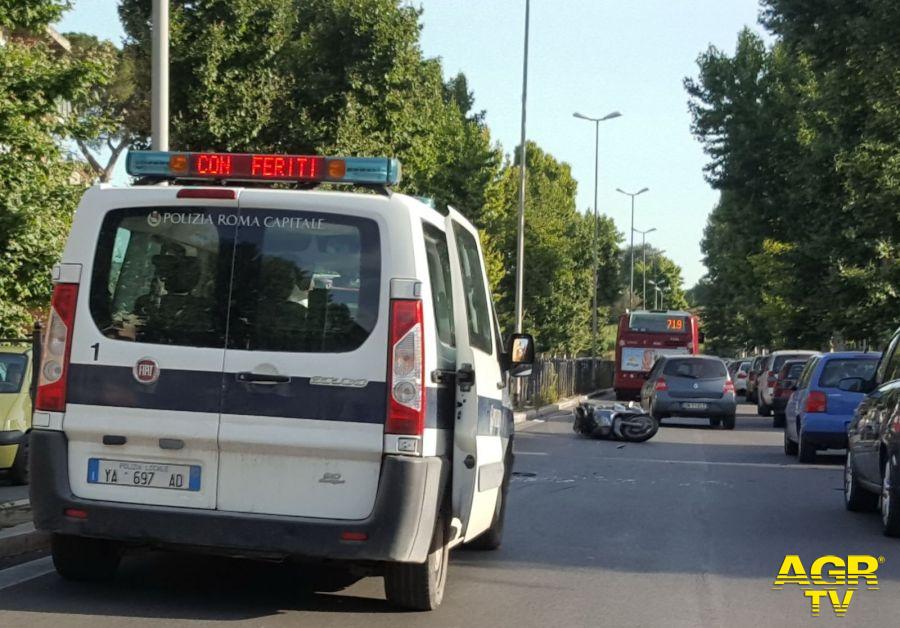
[640, 355, 737, 429]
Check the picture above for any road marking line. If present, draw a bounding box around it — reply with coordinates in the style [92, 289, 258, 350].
[0, 556, 54, 591]
[594, 456, 839, 470]
[514, 451, 548, 456]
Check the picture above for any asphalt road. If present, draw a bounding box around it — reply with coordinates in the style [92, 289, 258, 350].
[0, 402, 897, 627]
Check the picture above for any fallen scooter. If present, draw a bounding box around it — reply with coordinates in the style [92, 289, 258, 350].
[573, 400, 659, 443]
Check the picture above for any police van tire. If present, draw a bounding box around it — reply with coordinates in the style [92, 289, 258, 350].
[51, 534, 122, 582]
[10, 438, 29, 485]
[384, 514, 449, 611]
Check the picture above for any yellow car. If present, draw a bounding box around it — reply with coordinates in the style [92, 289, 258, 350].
[1, 342, 32, 484]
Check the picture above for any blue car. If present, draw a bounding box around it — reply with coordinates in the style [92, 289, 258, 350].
[784, 351, 881, 463]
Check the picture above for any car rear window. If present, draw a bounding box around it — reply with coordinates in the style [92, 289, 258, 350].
[90, 207, 380, 352]
[783, 362, 805, 379]
[772, 354, 810, 371]
[819, 359, 878, 389]
[663, 358, 726, 379]
[0, 353, 27, 393]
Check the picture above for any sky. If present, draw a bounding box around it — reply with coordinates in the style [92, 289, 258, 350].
[56, 0, 770, 287]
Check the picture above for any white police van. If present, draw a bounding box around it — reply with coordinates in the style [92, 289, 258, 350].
[29, 151, 534, 610]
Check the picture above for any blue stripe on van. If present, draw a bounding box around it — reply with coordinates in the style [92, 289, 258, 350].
[68, 363, 457, 429]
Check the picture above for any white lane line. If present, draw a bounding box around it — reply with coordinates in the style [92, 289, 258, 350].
[591, 456, 839, 470]
[0, 556, 54, 591]
[514, 451, 548, 456]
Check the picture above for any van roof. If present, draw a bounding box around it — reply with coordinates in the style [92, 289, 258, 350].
[86, 183, 447, 221]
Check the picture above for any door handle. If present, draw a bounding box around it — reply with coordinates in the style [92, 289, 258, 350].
[236, 372, 291, 385]
[457, 363, 475, 392]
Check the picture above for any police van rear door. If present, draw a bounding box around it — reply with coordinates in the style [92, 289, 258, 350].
[216, 191, 386, 519]
[65, 190, 239, 509]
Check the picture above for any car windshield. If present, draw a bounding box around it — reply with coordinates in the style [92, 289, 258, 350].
[819, 359, 878, 388]
[663, 358, 726, 379]
[0, 353, 27, 394]
[629, 313, 690, 333]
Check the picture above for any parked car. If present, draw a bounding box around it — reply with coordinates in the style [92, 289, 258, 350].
[784, 352, 879, 463]
[640, 355, 736, 429]
[771, 359, 808, 424]
[0, 341, 32, 485]
[746, 355, 768, 404]
[729, 359, 751, 396]
[845, 327, 900, 536]
[757, 350, 818, 419]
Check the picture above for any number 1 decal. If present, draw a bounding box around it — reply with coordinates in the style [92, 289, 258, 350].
[90, 342, 99, 361]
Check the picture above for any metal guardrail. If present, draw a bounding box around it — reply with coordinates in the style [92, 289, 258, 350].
[516, 356, 614, 408]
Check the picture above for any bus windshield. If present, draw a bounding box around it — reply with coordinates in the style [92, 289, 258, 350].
[628, 312, 690, 334]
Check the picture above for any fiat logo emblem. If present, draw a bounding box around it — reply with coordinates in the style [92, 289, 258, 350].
[133, 358, 160, 384]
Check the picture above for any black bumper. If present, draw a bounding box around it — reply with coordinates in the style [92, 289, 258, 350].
[0, 430, 25, 446]
[29, 430, 447, 564]
[772, 397, 790, 414]
[804, 431, 848, 450]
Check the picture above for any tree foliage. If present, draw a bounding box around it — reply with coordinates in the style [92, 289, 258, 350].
[481, 142, 623, 354]
[66, 32, 143, 182]
[686, 2, 900, 351]
[0, 1, 111, 334]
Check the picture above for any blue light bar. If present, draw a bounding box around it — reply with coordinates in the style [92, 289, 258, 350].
[125, 151, 401, 186]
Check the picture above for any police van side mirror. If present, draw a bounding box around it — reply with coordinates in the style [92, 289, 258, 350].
[505, 333, 535, 378]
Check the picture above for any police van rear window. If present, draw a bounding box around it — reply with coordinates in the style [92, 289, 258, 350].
[90, 207, 380, 352]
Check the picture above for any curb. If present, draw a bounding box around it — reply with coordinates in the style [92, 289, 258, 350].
[0, 522, 49, 560]
[513, 389, 611, 424]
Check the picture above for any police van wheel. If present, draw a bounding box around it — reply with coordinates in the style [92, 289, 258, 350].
[10, 438, 29, 485]
[51, 534, 122, 582]
[384, 514, 449, 611]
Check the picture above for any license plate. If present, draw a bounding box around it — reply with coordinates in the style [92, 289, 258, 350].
[682, 402, 708, 410]
[87, 458, 201, 491]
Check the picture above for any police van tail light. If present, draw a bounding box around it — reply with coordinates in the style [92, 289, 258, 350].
[386, 299, 425, 435]
[35, 283, 79, 412]
[806, 391, 827, 414]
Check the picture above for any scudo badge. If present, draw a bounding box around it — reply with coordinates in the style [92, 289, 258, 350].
[310, 376, 368, 388]
[133, 357, 160, 384]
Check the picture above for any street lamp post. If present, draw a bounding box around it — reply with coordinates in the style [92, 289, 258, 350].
[513, 0, 531, 335]
[151, 0, 169, 151]
[573, 110, 621, 376]
[616, 187, 649, 310]
[632, 226, 656, 308]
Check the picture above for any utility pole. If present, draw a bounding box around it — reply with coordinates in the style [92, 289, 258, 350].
[151, 0, 169, 151]
[514, 0, 530, 334]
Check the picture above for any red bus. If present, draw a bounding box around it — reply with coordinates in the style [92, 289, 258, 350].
[614, 310, 702, 400]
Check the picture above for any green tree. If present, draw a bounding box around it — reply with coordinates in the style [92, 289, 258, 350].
[118, 0, 500, 217]
[482, 142, 618, 354]
[66, 33, 143, 182]
[0, 1, 111, 334]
